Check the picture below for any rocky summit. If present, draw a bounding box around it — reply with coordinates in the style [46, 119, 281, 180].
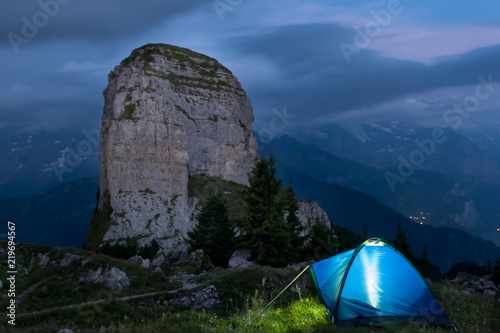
[86, 43, 331, 260]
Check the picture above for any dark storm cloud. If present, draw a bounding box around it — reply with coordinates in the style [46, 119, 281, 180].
[231, 23, 500, 124]
[1, 68, 104, 129]
[0, 0, 209, 130]
[0, 0, 207, 49]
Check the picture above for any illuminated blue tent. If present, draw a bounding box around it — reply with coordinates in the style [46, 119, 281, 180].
[310, 238, 455, 328]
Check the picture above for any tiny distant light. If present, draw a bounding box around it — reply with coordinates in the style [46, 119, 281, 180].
[420, 222, 423, 225]
[497, 228, 499, 231]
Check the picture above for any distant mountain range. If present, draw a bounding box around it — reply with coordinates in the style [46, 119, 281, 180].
[258, 142, 500, 271]
[0, 127, 99, 200]
[2, 119, 500, 271]
[291, 121, 500, 182]
[260, 134, 500, 247]
[0, 176, 98, 248]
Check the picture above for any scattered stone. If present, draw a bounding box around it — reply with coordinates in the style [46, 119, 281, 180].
[228, 248, 254, 269]
[128, 255, 143, 265]
[151, 254, 165, 268]
[141, 259, 150, 269]
[60, 253, 82, 267]
[38, 253, 50, 267]
[81, 266, 130, 290]
[483, 289, 498, 299]
[82, 258, 92, 265]
[286, 262, 309, 272]
[454, 271, 475, 282]
[457, 272, 500, 301]
[185, 249, 214, 271]
[165, 285, 221, 309]
[172, 247, 189, 262]
[57, 329, 73, 333]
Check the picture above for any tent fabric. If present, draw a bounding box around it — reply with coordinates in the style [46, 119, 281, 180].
[310, 238, 455, 328]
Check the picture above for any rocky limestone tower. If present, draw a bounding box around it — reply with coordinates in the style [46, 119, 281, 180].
[92, 44, 258, 257]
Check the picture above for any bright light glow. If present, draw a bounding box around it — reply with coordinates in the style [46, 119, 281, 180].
[420, 222, 423, 225]
[360, 250, 381, 309]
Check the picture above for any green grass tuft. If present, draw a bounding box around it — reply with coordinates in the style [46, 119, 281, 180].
[82, 203, 114, 251]
[118, 103, 139, 120]
[188, 175, 248, 219]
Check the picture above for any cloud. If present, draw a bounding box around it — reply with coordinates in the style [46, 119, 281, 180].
[0, 0, 499, 134]
[0, 0, 208, 49]
[56, 61, 107, 74]
[367, 25, 500, 64]
[227, 22, 500, 128]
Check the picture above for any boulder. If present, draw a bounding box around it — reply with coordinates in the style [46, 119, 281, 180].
[228, 248, 254, 269]
[184, 249, 214, 271]
[59, 253, 82, 267]
[141, 259, 150, 269]
[151, 254, 165, 268]
[82, 266, 130, 290]
[128, 255, 143, 265]
[38, 253, 50, 267]
[483, 289, 497, 299]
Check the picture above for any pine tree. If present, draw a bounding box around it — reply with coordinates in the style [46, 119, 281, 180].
[416, 244, 443, 281]
[284, 184, 304, 262]
[394, 218, 415, 263]
[241, 155, 304, 267]
[187, 195, 235, 267]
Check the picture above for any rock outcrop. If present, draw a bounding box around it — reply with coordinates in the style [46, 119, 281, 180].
[88, 43, 334, 263]
[92, 44, 258, 256]
[455, 272, 500, 301]
[297, 201, 332, 237]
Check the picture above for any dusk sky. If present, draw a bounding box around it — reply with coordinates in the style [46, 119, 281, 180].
[1, 0, 500, 133]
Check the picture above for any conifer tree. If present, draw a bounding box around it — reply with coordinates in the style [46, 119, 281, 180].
[241, 155, 304, 267]
[394, 218, 415, 263]
[187, 194, 235, 267]
[283, 184, 304, 261]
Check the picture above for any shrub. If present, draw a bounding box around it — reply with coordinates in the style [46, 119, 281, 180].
[138, 239, 160, 260]
[96, 238, 138, 259]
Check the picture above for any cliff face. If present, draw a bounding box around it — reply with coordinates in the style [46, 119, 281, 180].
[96, 44, 258, 255]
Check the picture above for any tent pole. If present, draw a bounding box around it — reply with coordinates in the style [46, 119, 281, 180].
[245, 265, 310, 326]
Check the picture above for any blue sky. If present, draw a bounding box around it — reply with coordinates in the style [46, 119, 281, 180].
[1, 0, 499, 133]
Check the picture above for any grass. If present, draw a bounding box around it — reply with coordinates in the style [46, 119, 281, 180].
[118, 103, 139, 120]
[122, 43, 231, 75]
[188, 175, 248, 219]
[2, 241, 498, 332]
[139, 188, 156, 195]
[82, 203, 114, 251]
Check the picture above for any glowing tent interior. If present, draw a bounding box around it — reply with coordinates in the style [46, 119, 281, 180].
[309, 238, 455, 328]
